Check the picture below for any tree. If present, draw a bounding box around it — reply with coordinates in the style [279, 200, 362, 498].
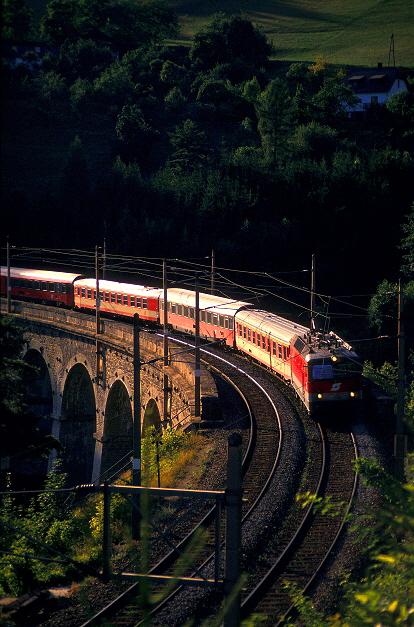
[2, 0, 36, 40]
[58, 38, 116, 82]
[400, 206, 414, 279]
[289, 121, 338, 161]
[60, 135, 91, 235]
[104, 0, 178, 56]
[168, 119, 210, 173]
[40, 0, 80, 44]
[190, 14, 272, 74]
[115, 104, 159, 163]
[312, 76, 358, 124]
[255, 78, 293, 164]
[40, 0, 177, 53]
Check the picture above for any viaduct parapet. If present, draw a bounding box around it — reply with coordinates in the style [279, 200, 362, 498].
[1, 301, 219, 486]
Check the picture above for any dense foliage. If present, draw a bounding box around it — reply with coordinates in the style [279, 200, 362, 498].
[2, 2, 413, 300]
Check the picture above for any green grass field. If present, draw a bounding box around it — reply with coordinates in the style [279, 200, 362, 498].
[26, 0, 413, 66]
[168, 0, 414, 66]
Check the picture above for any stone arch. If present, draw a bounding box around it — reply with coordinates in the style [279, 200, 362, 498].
[142, 398, 161, 434]
[101, 380, 133, 481]
[23, 348, 53, 425]
[60, 363, 96, 486]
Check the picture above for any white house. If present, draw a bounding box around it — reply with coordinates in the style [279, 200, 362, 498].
[343, 63, 409, 117]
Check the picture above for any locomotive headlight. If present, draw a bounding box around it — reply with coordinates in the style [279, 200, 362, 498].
[331, 355, 338, 362]
[350, 391, 356, 398]
[317, 392, 323, 399]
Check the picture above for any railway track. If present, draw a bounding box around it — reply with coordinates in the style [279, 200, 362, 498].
[241, 421, 358, 626]
[81, 340, 284, 627]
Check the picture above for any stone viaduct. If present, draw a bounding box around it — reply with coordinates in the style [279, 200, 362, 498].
[2, 301, 219, 487]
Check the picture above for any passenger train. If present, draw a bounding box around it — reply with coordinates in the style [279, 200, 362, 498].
[1, 266, 363, 414]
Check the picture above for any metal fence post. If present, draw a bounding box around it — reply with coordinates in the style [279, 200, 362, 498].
[224, 433, 243, 627]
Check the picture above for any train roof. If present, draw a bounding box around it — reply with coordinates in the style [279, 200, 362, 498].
[1, 266, 82, 283]
[75, 277, 164, 297]
[236, 308, 310, 344]
[165, 288, 251, 316]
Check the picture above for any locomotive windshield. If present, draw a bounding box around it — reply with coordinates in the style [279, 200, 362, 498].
[312, 364, 334, 380]
[311, 360, 362, 381]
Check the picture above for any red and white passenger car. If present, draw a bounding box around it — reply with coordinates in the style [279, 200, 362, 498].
[0, 267, 81, 307]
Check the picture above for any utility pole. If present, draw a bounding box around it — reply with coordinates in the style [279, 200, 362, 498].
[194, 273, 201, 419]
[310, 254, 316, 333]
[163, 260, 170, 427]
[211, 249, 215, 295]
[388, 33, 395, 67]
[395, 279, 406, 481]
[95, 245, 101, 383]
[132, 313, 141, 538]
[102, 238, 107, 279]
[6, 236, 11, 314]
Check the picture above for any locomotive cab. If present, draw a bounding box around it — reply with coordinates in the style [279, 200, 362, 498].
[291, 331, 363, 414]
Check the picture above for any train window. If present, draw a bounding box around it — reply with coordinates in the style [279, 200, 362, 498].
[247, 328, 251, 342]
[212, 313, 218, 326]
[167, 302, 171, 312]
[267, 338, 271, 352]
[48, 282, 54, 292]
[256, 333, 260, 346]
[92, 290, 96, 300]
[116, 294, 122, 304]
[243, 326, 246, 339]
[130, 296, 135, 307]
[81, 288, 86, 298]
[123, 295, 128, 306]
[238, 324, 242, 337]
[54, 283, 60, 292]
[200, 310, 206, 323]
[62, 284, 67, 293]
[87, 289, 92, 299]
[190, 307, 194, 319]
[177, 305, 183, 316]
[42, 282, 49, 291]
[142, 298, 147, 309]
[283, 346, 289, 360]
[224, 317, 229, 329]
[183, 306, 189, 318]
[171, 303, 176, 314]
[273, 342, 277, 356]
[111, 293, 116, 303]
[206, 312, 212, 325]
[278, 345, 283, 359]
[105, 292, 110, 302]
[34, 281, 40, 290]
[262, 336, 266, 349]
[219, 315, 224, 328]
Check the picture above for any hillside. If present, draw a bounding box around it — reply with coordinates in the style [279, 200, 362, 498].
[26, 0, 414, 67]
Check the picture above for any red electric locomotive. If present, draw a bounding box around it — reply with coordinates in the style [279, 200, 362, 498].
[235, 308, 362, 413]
